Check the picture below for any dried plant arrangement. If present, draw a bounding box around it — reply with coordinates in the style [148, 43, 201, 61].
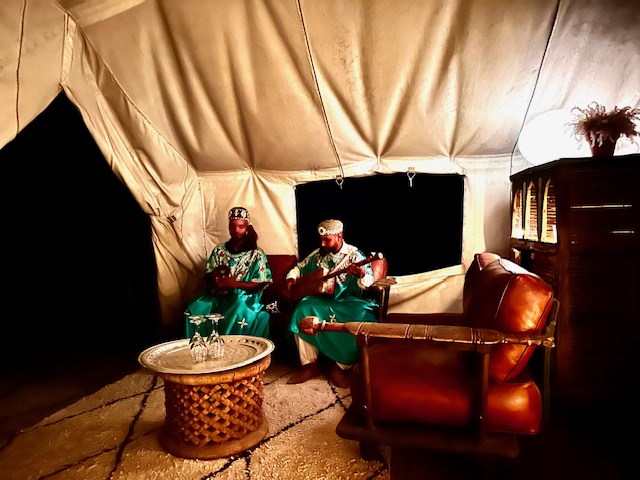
[567, 102, 640, 147]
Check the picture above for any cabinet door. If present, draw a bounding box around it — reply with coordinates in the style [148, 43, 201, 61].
[554, 253, 637, 414]
[563, 164, 638, 253]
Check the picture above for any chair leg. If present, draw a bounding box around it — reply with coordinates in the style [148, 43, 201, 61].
[390, 447, 454, 480]
[359, 440, 379, 460]
[391, 447, 496, 480]
[389, 446, 413, 480]
[475, 455, 513, 480]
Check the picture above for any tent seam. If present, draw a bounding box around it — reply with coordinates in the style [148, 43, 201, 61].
[58, 12, 188, 170]
[198, 176, 208, 259]
[510, 0, 562, 176]
[296, 0, 344, 179]
[15, 0, 28, 136]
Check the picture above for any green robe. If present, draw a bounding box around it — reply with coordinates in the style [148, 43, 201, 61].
[185, 244, 272, 338]
[288, 243, 378, 365]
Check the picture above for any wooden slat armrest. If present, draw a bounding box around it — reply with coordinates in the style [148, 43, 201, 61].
[299, 316, 555, 348]
[372, 277, 397, 288]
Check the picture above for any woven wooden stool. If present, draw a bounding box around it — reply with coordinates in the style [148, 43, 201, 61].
[157, 355, 271, 459]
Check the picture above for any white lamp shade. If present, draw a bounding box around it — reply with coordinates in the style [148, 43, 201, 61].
[518, 109, 589, 165]
[517, 109, 639, 166]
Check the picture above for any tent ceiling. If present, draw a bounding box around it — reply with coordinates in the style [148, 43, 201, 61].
[24, 0, 636, 176]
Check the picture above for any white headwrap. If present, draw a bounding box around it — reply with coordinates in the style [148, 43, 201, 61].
[317, 219, 343, 236]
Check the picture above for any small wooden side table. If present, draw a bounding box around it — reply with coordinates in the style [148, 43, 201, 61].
[139, 336, 275, 460]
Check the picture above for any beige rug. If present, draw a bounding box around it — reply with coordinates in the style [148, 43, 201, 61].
[0, 360, 390, 479]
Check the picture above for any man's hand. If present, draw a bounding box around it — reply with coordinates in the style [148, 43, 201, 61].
[346, 263, 365, 278]
[216, 275, 237, 289]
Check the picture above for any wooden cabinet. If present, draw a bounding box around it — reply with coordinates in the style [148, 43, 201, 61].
[510, 154, 639, 421]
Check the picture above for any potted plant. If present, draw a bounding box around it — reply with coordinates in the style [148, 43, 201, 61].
[567, 102, 640, 157]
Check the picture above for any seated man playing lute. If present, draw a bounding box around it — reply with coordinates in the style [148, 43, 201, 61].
[283, 219, 379, 388]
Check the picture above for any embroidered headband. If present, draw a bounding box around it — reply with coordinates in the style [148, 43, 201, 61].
[318, 219, 343, 236]
[228, 207, 250, 221]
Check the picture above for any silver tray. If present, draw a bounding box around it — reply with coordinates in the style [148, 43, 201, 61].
[138, 335, 275, 375]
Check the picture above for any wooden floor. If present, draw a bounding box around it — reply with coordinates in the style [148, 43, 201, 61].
[0, 342, 632, 479]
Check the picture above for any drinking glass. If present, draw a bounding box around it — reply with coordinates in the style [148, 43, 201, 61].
[205, 313, 225, 358]
[187, 314, 208, 363]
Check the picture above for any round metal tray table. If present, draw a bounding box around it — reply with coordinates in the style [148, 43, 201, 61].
[139, 336, 275, 459]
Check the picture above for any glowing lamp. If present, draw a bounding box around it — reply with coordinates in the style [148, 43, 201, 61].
[517, 109, 638, 166]
[517, 110, 589, 165]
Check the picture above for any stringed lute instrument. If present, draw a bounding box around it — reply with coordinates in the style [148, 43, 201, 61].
[289, 252, 383, 302]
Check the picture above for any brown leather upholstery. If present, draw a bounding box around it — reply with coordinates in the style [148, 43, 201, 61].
[344, 252, 556, 466]
[263, 254, 298, 306]
[263, 255, 299, 346]
[365, 345, 544, 434]
[370, 257, 388, 280]
[463, 258, 553, 382]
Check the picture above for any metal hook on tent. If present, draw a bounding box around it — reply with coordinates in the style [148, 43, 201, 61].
[335, 175, 344, 190]
[407, 167, 416, 187]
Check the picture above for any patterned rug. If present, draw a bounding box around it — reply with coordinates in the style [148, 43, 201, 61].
[0, 359, 390, 479]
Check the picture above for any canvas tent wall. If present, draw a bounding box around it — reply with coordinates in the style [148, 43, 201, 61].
[1, 0, 639, 329]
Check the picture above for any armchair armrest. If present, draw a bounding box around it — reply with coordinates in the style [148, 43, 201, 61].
[367, 277, 396, 321]
[365, 256, 395, 322]
[299, 316, 555, 348]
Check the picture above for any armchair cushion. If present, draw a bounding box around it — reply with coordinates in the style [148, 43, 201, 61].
[370, 257, 388, 280]
[463, 257, 553, 382]
[359, 343, 543, 435]
[485, 374, 543, 434]
[365, 344, 475, 428]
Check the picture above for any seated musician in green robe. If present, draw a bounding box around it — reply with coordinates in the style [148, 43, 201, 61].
[284, 219, 378, 388]
[184, 207, 272, 338]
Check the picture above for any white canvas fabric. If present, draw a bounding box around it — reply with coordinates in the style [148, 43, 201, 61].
[1, 0, 639, 325]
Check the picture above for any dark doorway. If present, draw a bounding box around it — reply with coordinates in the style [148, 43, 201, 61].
[0, 92, 159, 361]
[295, 173, 464, 276]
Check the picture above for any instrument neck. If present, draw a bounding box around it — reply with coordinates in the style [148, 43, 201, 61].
[322, 254, 378, 281]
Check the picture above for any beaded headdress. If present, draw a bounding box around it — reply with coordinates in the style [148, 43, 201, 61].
[228, 206, 250, 221]
[317, 219, 343, 236]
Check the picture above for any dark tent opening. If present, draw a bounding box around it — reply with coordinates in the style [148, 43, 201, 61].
[0, 93, 160, 363]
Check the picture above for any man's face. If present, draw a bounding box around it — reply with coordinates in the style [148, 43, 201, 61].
[229, 219, 249, 239]
[319, 233, 342, 254]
